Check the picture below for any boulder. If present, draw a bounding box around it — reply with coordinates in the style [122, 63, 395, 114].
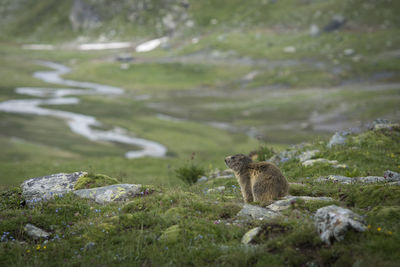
[21, 172, 87, 206]
[302, 158, 338, 167]
[309, 24, 320, 37]
[371, 119, 400, 131]
[69, 0, 101, 31]
[241, 227, 261, 245]
[315, 205, 367, 245]
[237, 204, 281, 221]
[207, 186, 225, 194]
[267, 196, 333, 212]
[384, 170, 400, 181]
[196, 176, 208, 183]
[327, 131, 349, 148]
[24, 224, 50, 240]
[298, 150, 320, 163]
[74, 184, 141, 204]
[315, 175, 353, 184]
[315, 172, 400, 184]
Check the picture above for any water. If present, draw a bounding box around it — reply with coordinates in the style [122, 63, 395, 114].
[0, 61, 167, 158]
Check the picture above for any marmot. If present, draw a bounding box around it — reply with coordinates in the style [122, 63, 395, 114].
[225, 154, 288, 205]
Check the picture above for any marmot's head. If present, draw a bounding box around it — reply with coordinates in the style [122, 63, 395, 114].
[225, 154, 252, 172]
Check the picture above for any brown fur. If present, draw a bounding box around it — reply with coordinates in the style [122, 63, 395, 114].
[225, 154, 289, 205]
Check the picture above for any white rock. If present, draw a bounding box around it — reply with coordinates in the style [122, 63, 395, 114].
[315, 205, 367, 245]
[74, 184, 141, 204]
[327, 132, 348, 148]
[283, 46, 296, 53]
[196, 176, 208, 183]
[21, 172, 87, 206]
[302, 158, 338, 167]
[24, 224, 50, 240]
[384, 170, 400, 181]
[207, 186, 225, 194]
[267, 196, 333, 212]
[298, 150, 320, 163]
[241, 227, 262, 245]
[310, 24, 320, 36]
[135, 37, 168, 53]
[344, 48, 355, 56]
[315, 175, 353, 184]
[237, 204, 281, 220]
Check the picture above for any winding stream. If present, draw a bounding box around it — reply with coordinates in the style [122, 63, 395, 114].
[0, 61, 167, 158]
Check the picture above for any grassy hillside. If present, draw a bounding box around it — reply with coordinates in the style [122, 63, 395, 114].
[0, 127, 399, 266]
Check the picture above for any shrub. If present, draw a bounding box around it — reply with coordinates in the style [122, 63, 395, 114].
[175, 165, 205, 185]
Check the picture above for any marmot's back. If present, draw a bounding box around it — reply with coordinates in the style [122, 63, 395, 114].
[225, 154, 289, 205]
[249, 161, 288, 204]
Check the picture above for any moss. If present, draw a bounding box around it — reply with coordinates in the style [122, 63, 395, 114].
[83, 223, 117, 241]
[0, 187, 24, 210]
[159, 225, 181, 244]
[74, 173, 119, 190]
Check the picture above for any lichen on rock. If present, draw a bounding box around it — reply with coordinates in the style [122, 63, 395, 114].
[74, 184, 141, 204]
[21, 171, 87, 206]
[314, 205, 367, 245]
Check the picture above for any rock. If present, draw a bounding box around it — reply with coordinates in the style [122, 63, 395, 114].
[74, 184, 141, 204]
[207, 186, 225, 194]
[344, 48, 355, 56]
[241, 227, 262, 245]
[327, 131, 349, 148]
[371, 119, 400, 131]
[116, 54, 134, 62]
[357, 176, 386, 183]
[323, 14, 345, 32]
[84, 242, 96, 251]
[310, 24, 320, 36]
[278, 149, 298, 161]
[298, 150, 320, 163]
[69, 0, 101, 31]
[302, 158, 339, 167]
[267, 154, 281, 165]
[283, 46, 296, 53]
[24, 224, 50, 240]
[315, 174, 398, 184]
[237, 204, 281, 221]
[315, 175, 353, 184]
[162, 13, 177, 30]
[384, 170, 400, 181]
[21, 171, 87, 206]
[196, 176, 208, 183]
[315, 205, 367, 245]
[332, 164, 348, 169]
[210, 169, 235, 179]
[267, 196, 333, 212]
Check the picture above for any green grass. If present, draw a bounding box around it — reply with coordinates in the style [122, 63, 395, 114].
[0, 1, 399, 264]
[1, 125, 400, 266]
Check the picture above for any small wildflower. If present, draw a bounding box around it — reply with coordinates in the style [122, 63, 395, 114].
[387, 231, 393, 235]
[214, 220, 221, 225]
[43, 246, 47, 249]
[367, 224, 371, 229]
[26, 249, 31, 253]
[36, 245, 41, 250]
[377, 227, 382, 232]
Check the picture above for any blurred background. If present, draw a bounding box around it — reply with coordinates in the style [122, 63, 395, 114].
[0, 0, 399, 187]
